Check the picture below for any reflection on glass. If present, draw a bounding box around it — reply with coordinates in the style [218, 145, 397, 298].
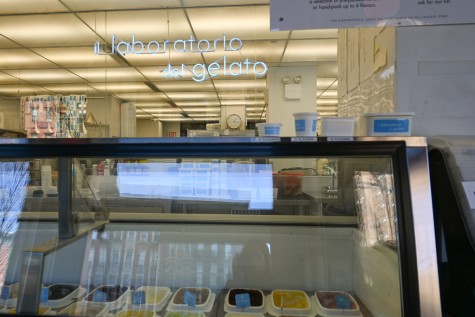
[116, 162, 274, 210]
[0, 162, 30, 287]
[354, 171, 397, 248]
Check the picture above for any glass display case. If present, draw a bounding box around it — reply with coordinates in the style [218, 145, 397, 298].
[0, 137, 441, 317]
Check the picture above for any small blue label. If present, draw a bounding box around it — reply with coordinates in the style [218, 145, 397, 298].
[295, 119, 306, 132]
[291, 137, 318, 142]
[254, 137, 280, 142]
[235, 293, 251, 308]
[373, 119, 409, 133]
[184, 290, 196, 307]
[312, 119, 317, 132]
[40, 287, 49, 303]
[264, 126, 280, 135]
[335, 294, 351, 309]
[1, 287, 10, 300]
[92, 290, 107, 302]
[132, 290, 146, 305]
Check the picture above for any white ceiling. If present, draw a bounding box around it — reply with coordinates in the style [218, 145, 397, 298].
[0, 0, 338, 123]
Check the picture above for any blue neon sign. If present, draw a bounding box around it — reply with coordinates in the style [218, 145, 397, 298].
[94, 34, 268, 82]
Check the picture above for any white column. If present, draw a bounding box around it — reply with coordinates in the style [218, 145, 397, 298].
[267, 66, 318, 172]
[121, 102, 136, 137]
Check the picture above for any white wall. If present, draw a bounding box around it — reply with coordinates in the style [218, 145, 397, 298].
[396, 25, 475, 136]
[86, 97, 108, 126]
[0, 99, 22, 132]
[267, 66, 317, 136]
[137, 119, 161, 137]
[87, 96, 121, 137]
[162, 122, 180, 137]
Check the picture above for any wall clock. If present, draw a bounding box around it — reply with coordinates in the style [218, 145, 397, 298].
[226, 114, 242, 129]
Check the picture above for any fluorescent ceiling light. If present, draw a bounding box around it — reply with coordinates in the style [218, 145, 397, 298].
[0, 14, 97, 46]
[246, 107, 265, 111]
[186, 6, 288, 41]
[154, 81, 214, 91]
[221, 100, 265, 106]
[0, 50, 54, 69]
[214, 79, 266, 90]
[89, 83, 152, 92]
[0, 85, 49, 94]
[247, 113, 266, 117]
[153, 114, 187, 118]
[283, 39, 337, 62]
[317, 90, 338, 98]
[316, 99, 338, 105]
[133, 102, 171, 107]
[115, 92, 166, 100]
[317, 78, 338, 89]
[32, 47, 121, 68]
[71, 67, 146, 82]
[179, 107, 220, 113]
[165, 100, 221, 107]
[138, 107, 220, 113]
[78, 9, 191, 41]
[165, 92, 218, 99]
[156, 118, 194, 122]
[3, 69, 84, 83]
[42, 84, 100, 94]
[218, 91, 264, 99]
[247, 117, 266, 121]
[188, 113, 220, 118]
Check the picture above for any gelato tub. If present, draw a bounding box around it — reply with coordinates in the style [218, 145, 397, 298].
[168, 287, 215, 312]
[225, 313, 265, 317]
[129, 286, 171, 311]
[115, 309, 158, 317]
[314, 291, 361, 317]
[0, 283, 19, 307]
[225, 288, 266, 313]
[165, 311, 206, 317]
[267, 290, 313, 317]
[43, 284, 86, 308]
[84, 285, 130, 310]
[4, 306, 52, 315]
[59, 301, 108, 316]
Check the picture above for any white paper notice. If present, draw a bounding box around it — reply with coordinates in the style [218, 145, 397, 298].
[270, 0, 475, 31]
[462, 181, 475, 209]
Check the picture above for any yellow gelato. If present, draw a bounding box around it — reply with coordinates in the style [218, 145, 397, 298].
[272, 290, 309, 309]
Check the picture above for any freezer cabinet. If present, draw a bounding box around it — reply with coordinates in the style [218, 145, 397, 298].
[0, 137, 440, 317]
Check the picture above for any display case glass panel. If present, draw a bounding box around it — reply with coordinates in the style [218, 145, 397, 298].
[0, 138, 439, 317]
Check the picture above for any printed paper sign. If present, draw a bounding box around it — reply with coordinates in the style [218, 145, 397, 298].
[184, 290, 197, 307]
[132, 290, 146, 305]
[1, 287, 10, 300]
[93, 291, 107, 302]
[271, 0, 475, 30]
[291, 137, 318, 142]
[40, 287, 49, 303]
[335, 294, 351, 309]
[235, 293, 251, 308]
